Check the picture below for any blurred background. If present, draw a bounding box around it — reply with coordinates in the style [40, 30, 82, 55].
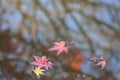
[0, 0, 120, 80]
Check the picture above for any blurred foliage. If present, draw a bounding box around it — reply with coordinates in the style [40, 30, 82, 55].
[0, 0, 120, 80]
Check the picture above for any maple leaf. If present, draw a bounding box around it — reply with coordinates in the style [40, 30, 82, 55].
[48, 41, 68, 55]
[43, 61, 53, 70]
[96, 56, 110, 69]
[89, 55, 110, 69]
[96, 60, 106, 69]
[31, 56, 53, 70]
[31, 56, 43, 67]
[32, 67, 45, 77]
[40, 56, 53, 70]
[41, 56, 49, 63]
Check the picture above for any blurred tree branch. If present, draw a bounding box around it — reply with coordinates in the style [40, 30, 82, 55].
[61, 0, 95, 53]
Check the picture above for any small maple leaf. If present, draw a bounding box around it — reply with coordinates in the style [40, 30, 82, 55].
[43, 61, 53, 70]
[31, 56, 43, 67]
[96, 60, 106, 69]
[48, 41, 68, 55]
[89, 55, 110, 69]
[31, 56, 53, 70]
[41, 56, 49, 63]
[32, 67, 45, 77]
[40, 56, 53, 70]
[96, 56, 110, 69]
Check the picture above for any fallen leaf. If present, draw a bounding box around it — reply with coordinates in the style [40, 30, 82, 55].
[31, 56, 53, 70]
[32, 67, 45, 77]
[48, 41, 68, 55]
[96, 60, 106, 69]
[31, 56, 43, 67]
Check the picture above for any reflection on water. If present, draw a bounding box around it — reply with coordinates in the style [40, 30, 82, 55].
[0, 0, 120, 80]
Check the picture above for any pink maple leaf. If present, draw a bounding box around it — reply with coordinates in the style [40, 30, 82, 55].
[96, 56, 110, 69]
[31, 56, 53, 70]
[40, 56, 53, 70]
[41, 56, 49, 63]
[48, 41, 68, 55]
[31, 56, 43, 67]
[43, 61, 53, 70]
[96, 60, 106, 69]
[89, 55, 110, 69]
